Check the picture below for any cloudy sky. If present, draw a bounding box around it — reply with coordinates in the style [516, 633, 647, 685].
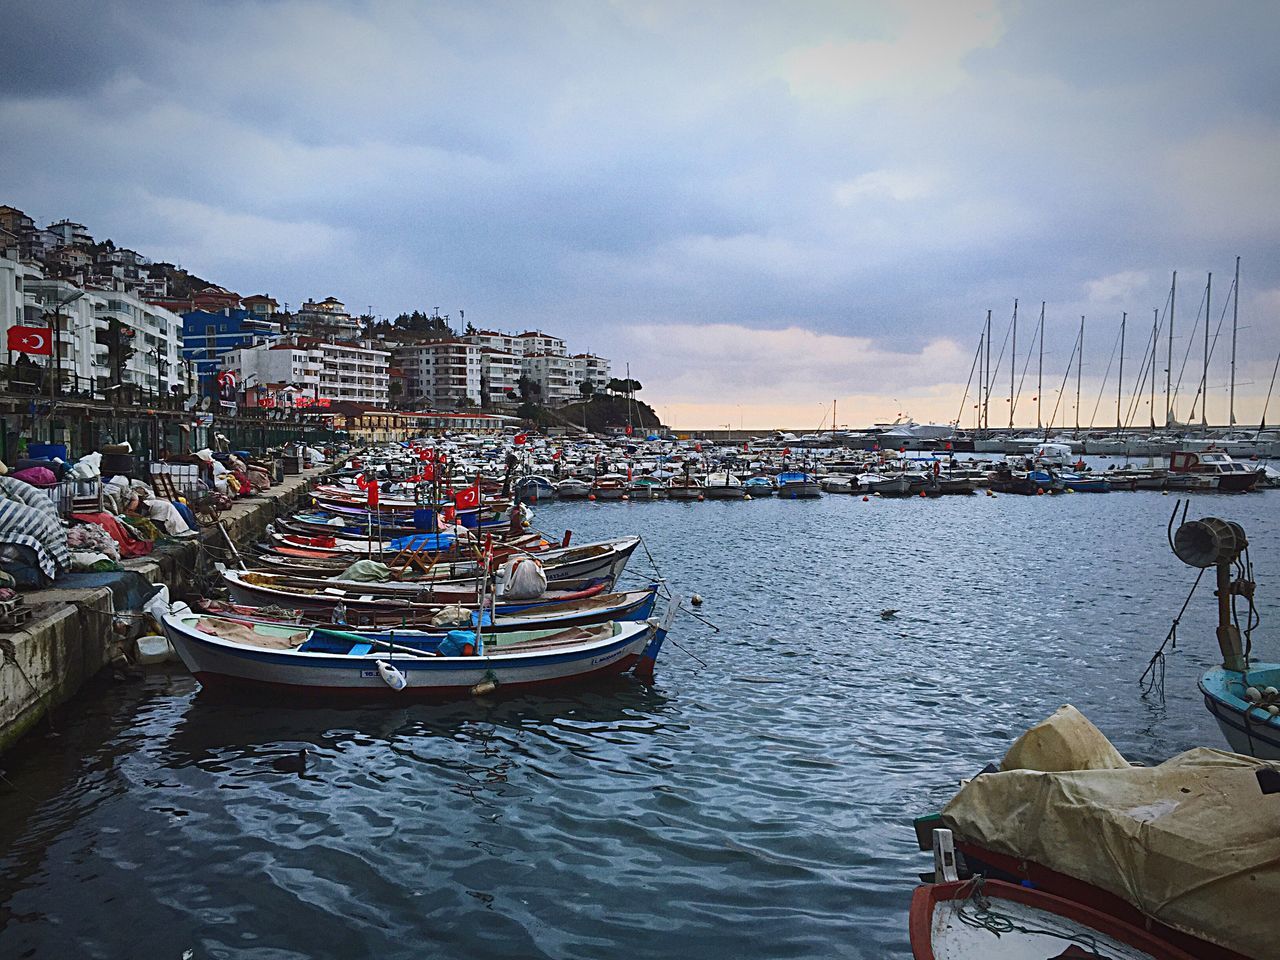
[4, 0, 1278, 429]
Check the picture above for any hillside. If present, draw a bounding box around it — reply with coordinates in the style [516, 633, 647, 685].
[535, 393, 663, 434]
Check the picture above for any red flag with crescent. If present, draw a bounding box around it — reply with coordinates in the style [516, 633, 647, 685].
[7, 325, 53, 356]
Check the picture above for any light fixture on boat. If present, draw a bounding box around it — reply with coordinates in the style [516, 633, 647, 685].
[1171, 516, 1247, 569]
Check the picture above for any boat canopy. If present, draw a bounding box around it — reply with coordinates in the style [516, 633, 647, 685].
[942, 705, 1280, 960]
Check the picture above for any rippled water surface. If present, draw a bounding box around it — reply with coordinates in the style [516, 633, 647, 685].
[1, 491, 1277, 959]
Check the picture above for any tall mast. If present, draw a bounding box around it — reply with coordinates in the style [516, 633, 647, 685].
[1076, 315, 1084, 432]
[1150, 308, 1158, 429]
[984, 309, 991, 431]
[1230, 257, 1239, 426]
[1037, 302, 1044, 431]
[1117, 312, 1125, 430]
[1202, 273, 1211, 429]
[1009, 299, 1017, 428]
[975, 328, 985, 431]
[1166, 271, 1176, 428]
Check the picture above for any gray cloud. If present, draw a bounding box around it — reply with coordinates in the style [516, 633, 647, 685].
[3, 0, 1277, 423]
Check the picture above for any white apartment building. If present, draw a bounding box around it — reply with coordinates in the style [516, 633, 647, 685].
[221, 342, 324, 402]
[517, 331, 567, 356]
[393, 339, 481, 408]
[571, 353, 611, 393]
[464, 329, 525, 355]
[521, 352, 576, 405]
[223, 337, 390, 406]
[8, 270, 183, 398]
[479, 349, 521, 405]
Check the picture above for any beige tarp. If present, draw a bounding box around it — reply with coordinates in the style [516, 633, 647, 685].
[943, 705, 1280, 960]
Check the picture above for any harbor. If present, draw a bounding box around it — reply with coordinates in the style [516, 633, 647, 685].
[5, 1, 1280, 957]
[0, 466, 1275, 958]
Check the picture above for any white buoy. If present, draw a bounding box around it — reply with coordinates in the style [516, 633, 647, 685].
[471, 679, 498, 697]
[1245, 686, 1262, 703]
[691, 594, 703, 607]
[1265, 686, 1279, 698]
[1269, 705, 1280, 717]
[376, 660, 407, 691]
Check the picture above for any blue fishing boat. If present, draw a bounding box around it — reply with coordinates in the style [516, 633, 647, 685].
[162, 607, 676, 696]
[1164, 513, 1280, 760]
[775, 471, 822, 498]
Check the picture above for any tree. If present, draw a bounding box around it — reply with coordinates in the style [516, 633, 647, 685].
[579, 378, 595, 399]
[516, 375, 541, 403]
[605, 377, 642, 396]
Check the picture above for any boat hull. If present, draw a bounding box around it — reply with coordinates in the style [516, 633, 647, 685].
[163, 615, 660, 698]
[1199, 666, 1280, 760]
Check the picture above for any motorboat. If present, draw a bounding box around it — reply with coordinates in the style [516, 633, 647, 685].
[1169, 450, 1262, 492]
[702, 472, 748, 500]
[775, 471, 822, 498]
[556, 477, 592, 500]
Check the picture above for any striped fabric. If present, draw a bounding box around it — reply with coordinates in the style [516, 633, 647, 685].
[0, 475, 72, 578]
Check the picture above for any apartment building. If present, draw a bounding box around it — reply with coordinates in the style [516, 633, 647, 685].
[223, 337, 390, 406]
[479, 348, 521, 405]
[392, 339, 481, 407]
[521, 352, 576, 405]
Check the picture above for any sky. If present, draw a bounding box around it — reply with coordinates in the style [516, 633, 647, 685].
[3, 0, 1278, 430]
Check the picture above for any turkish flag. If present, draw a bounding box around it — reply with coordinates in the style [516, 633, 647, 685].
[367, 479, 379, 509]
[513, 433, 527, 445]
[551, 449, 562, 460]
[7, 325, 53, 355]
[454, 482, 480, 510]
[419, 463, 434, 481]
[782, 447, 790, 456]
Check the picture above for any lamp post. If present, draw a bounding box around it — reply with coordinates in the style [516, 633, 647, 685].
[47, 288, 85, 406]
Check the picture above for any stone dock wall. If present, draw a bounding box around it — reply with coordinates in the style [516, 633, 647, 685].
[0, 466, 330, 755]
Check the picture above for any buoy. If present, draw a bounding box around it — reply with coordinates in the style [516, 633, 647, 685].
[1036, 488, 1044, 495]
[919, 490, 926, 498]
[697, 495, 704, 501]
[1265, 686, 1279, 698]
[471, 679, 498, 697]
[376, 660, 407, 692]
[588, 494, 596, 501]
[986, 490, 994, 497]
[1245, 686, 1262, 702]
[691, 593, 703, 607]
[1162, 490, 1169, 495]
[862, 495, 869, 502]
[622, 494, 629, 501]
[1269, 705, 1280, 717]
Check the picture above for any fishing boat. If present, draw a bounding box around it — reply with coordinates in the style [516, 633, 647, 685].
[1162, 514, 1280, 759]
[555, 477, 592, 500]
[775, 470, 822, 498]
[665, 475, 704, 501]
[913, 707, 1275, 960]
[819, 475, 858, 494]
[702, 472, 748, 500]
[161, 608, 675, 696]
[590, 474, 629, 500]
[628, 476, 665, 500]
[743, 476, 775, 497]
[858, 473, 911, 496]
[514, 475, 556, 503]
[911, 873, 1196, 960]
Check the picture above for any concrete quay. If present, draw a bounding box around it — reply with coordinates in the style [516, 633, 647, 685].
[0, 466, 330, 755]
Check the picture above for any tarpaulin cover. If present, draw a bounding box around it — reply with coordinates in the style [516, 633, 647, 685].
[339, 560, 393, 582]
[388, 533, 456, 552]
[943, 707, 1280, 960]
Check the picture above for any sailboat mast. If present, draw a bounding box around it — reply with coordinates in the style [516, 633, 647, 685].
[1037, 302, 1044, 432]
[1009, 299, 1017, 428]
[1166, 271, 1176, 428]
[984, 309, 992, 431]
[1076, 316, 1084, 432]
[1230, 256, 1240, 426]
[1202, 273, 1211, 429]
[1117, 312, 1125, 430]
[976, 328, 985, 431]
[1150, 308, 1158, 429]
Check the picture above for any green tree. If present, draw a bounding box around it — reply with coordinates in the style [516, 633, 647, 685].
[579, 378, 595, 399]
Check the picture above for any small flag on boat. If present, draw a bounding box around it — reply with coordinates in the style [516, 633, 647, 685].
[367, 479, 379, 508]
[514, 433, 528, 445]
[454, 482, 480, 510]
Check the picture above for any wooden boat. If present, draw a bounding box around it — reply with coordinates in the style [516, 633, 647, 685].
[556, 477, 592, 500]
[1198, 663, 1280, 760]
[161, 608, 675, 696]
[702, 472, 748, 500]
[223, 571, 615, 613]
[987, 468, 1041, 495]
[195, 584, 660, 632]
[819, 476, 858, 494]
[665, 475, 704, 501]
[590, 474, 629, 500]
[911, 877, 1197, 960]
[776, 471, 822, 498]
[628, 476, 665, 500]
[514, 475, 556, 503]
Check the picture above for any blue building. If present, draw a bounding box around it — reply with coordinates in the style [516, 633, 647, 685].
[181, 308, 281, 388]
